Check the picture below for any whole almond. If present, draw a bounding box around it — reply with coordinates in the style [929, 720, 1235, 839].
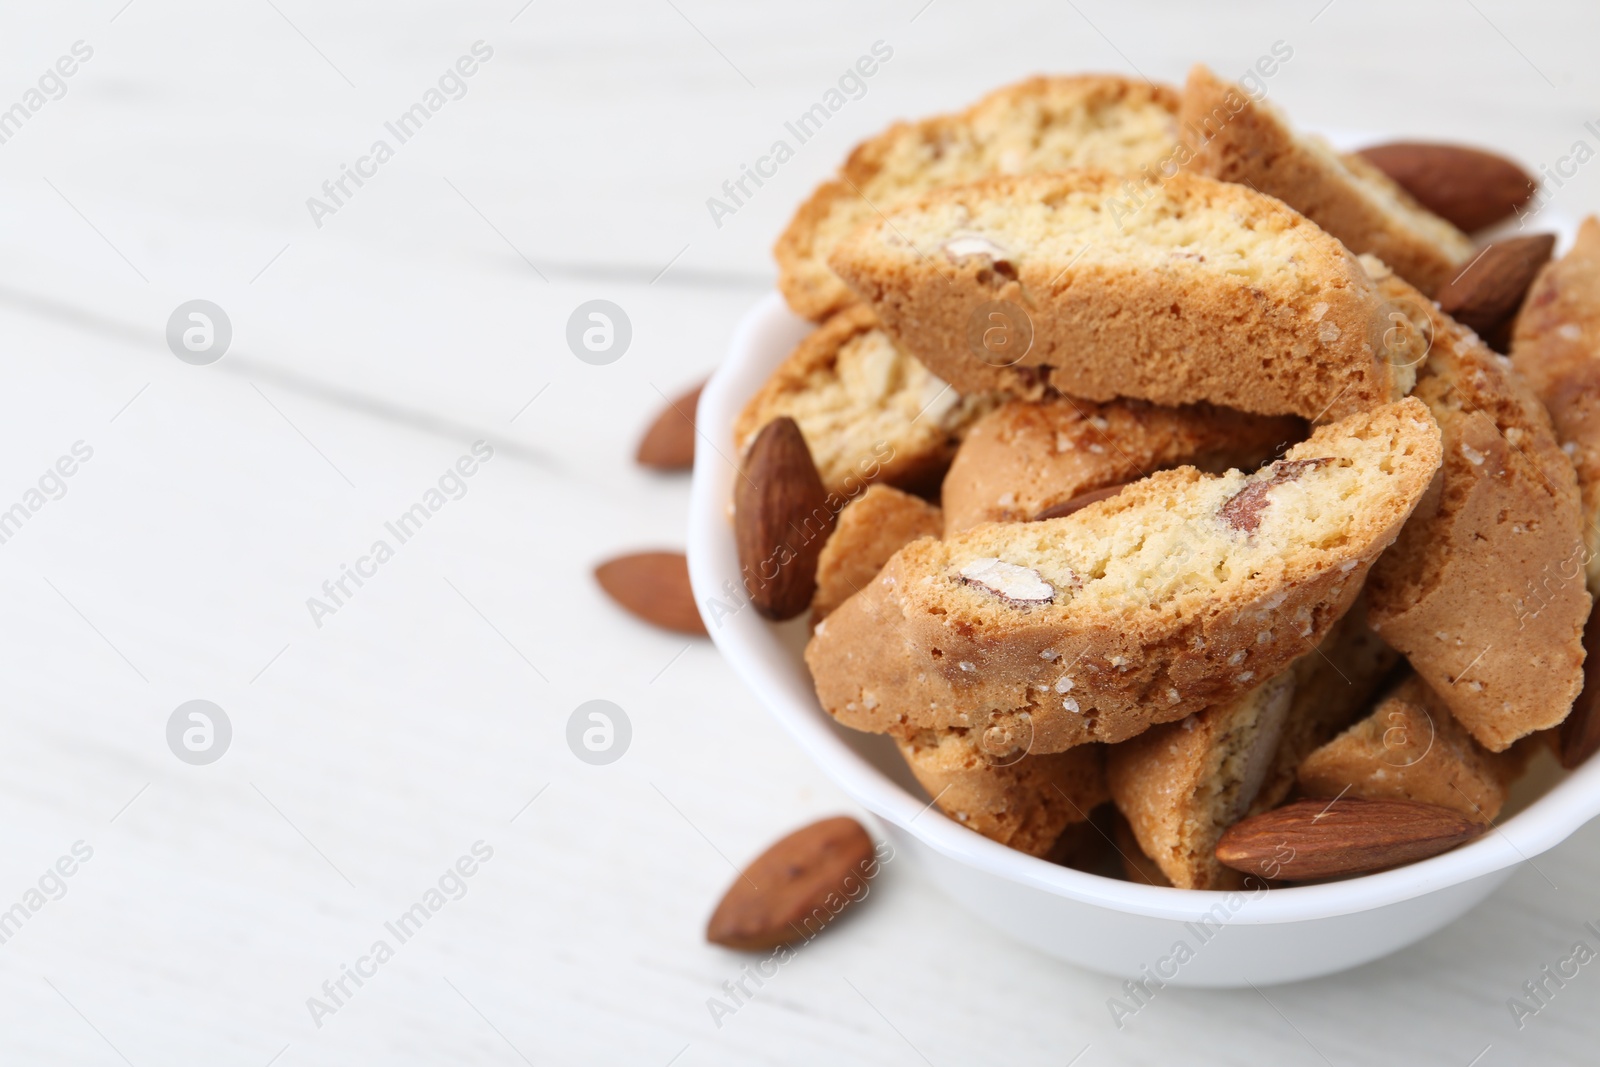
[594, 551, 707, 635]
[734, 417, 834, 621]
[1437, 234, 1556, 351]
[706, 816, 877, 951]
[636, 381, 704, 471]
[1034, 482, 1130, 521]
[1215, 797, 1484, 881]
[1560, 607, 1600, 769]
[1356, 142, 1535, 232]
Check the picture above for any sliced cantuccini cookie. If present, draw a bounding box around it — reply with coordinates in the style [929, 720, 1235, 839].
[1363, 260, 1590, 752]
[1178, 66, 1474, 296]
[1297, 674, 1532, 822]
[811, 485, 942, 623]
[895, 729, 1107, 858]
[827, 169, 1403, 422]
[775, 75, 1180, 321]
[805, 399, 1442, 754]
[734, 306, 999, 498]
[941, 396, 1301, 535]
[1251, 593, 1400, 815]
[1511, 215, 1600, 594]
[1107, 671, 1296, 890]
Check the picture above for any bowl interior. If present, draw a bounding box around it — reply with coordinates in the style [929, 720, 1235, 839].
[690, 257, 1600, 927]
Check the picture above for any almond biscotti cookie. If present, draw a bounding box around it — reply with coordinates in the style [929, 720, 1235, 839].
[776, 75, 1180, 320]
[1363, 260, 1590, 752]
[942, 396, 1301, 535]
[895, 729, 1107, 857]
[1107, 672, 1295, 889]
[805, 399, 1442, 754]
[827, 169, 1403, 422]
[812, 485, 942, 623]
[1511, 216, 1600, 594]
[1179, 65, 1474, 296]
[734, 306, 998, 498]
[1298, 674, 1529, 821]
[1112, 810, 1173, 886]
[1250, 593, 1400, 814]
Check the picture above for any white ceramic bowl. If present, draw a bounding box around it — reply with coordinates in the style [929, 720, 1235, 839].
[687, 289, 1600, 988]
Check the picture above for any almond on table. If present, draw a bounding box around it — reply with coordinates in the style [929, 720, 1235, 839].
[594, 551, 706, 636]
[706, 817, 880, 951]
[636, 380, 704, 471]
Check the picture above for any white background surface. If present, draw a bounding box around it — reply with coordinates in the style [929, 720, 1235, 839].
[3, 1, 1600, 1064]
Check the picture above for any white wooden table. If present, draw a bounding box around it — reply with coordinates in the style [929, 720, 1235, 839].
[3, 1, 1599, 1063]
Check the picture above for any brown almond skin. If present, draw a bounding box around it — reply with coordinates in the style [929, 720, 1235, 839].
[1356, 142, 1536, 233]
[1033, 482, 1129, 521]
[706, 816, 877, 951]
[1215, 797, 1484, 881]
[734, 417, 834, 621]
[594, 551, 707, 635]
[636, 381, 704, 471]
[1437, 234, 1556, 351]
[1560, 607, 1600, 768]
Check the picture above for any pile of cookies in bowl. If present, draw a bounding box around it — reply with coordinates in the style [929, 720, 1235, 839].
[727, 66, 1600, 891]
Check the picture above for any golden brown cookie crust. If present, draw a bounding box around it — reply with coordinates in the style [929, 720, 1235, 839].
[805, 400, 1442, 754]
[1364, 261, 1590, 752]
[1297, 674, 1529, 820]
[1108, 672, 1295, 890]
[1112, 809, 1174, 886]
[733, 306, 998, 497]
[941, 396, 1301, 535]
[1251, 593, 1400, 814]
[827, 169, 1402, 422]
[896, 730, 1107, 857]
[1511, 215, 1600, 594]
[1179, 65, 1472, 296]
[811, 485, 943, 623]
[775, 75, 1180, 320]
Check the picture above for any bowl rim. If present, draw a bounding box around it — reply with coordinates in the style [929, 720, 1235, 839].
[688, 286, 1600, 927]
